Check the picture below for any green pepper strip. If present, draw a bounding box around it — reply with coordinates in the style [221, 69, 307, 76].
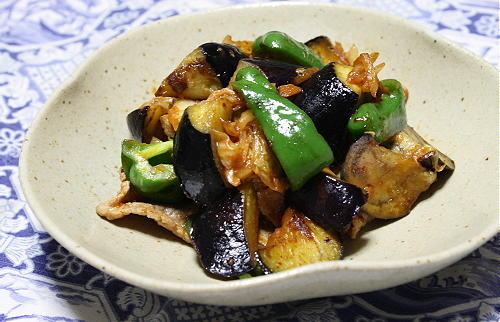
[252, 31, 324, 68]
[235, 65, 276, 91]
[121, 140, 185, 203]
[347, 79, 407, 143]
[232, 67, 333, 191]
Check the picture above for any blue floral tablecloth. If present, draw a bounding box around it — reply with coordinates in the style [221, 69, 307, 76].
[0, 0, 498, 321]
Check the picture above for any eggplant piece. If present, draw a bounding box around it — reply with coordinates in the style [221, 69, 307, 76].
[305, 36, 350, 65]
[127, 97, 175, 143]
[232, 58, 303, 87]
[289, 173, 366, 232]
[259, 208, 342, 273]
[386, 126, 455, 172]
[173, 89, 240, 205]
[341, 135, 437, 219]
[191, 184, 259, 278]
[173, 107, 227, 205]
[293, 63, 360, 160]
[200, 43, 247, 86]
[155, 43, 246, 100]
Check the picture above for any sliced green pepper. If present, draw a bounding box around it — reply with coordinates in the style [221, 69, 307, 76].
[252, 31, 324, 68]
[235, 66, 276, 91]
[232, 67, 333, 191]
[347, 79, 407, 143]
[121, 140, 185, 203]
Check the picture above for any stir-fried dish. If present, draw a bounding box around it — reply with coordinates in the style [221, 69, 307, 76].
[97, 31, 455, 279]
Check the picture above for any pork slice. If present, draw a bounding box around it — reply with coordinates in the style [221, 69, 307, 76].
[96, 172, 196, 243]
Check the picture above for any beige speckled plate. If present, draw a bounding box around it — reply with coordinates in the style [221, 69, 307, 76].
[19, 3, 498, 306]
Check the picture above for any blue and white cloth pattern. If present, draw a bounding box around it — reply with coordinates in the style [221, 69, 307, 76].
[0, 0, 498, 321]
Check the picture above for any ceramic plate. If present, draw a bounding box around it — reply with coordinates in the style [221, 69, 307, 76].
[19, 3, 498, 306]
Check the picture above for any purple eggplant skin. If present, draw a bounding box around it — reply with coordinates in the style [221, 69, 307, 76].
[191, 189, 253, 278]
[126, 107, 148, 141]
[156, 43, 246, 99]
[293, 63, 359, 160]
[240, 58, 303, 86]
[200, 43, 247, 87]
[173, 111, 228, 205]
[288, 173, 366, 232]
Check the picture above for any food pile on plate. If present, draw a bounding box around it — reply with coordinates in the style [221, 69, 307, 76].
[97, 31, 454, 279]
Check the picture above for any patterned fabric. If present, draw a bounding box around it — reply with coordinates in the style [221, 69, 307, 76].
[0, 0, 498, 320]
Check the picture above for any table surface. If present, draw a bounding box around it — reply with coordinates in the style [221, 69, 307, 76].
[0, 0, 498, 321]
